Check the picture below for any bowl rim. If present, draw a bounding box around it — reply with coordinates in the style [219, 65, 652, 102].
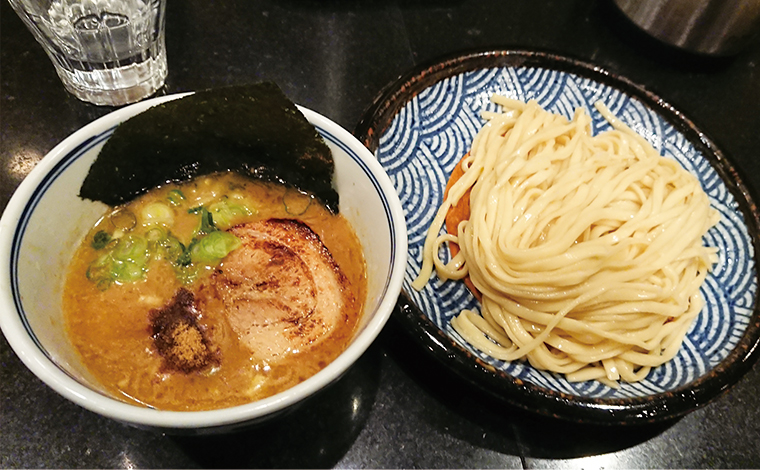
[0, 93, 408, 429]
[355, 48, 760, 425]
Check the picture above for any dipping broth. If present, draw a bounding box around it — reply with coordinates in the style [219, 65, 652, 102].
[63, 173, 366, 411]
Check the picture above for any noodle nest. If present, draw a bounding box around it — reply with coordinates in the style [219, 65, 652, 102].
[413, 95, 720, 386]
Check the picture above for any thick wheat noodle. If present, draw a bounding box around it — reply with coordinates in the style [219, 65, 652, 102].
[412, 95, 719, 386]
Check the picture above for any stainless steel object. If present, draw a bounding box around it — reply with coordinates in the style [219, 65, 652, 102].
[613, 0, 760, 55]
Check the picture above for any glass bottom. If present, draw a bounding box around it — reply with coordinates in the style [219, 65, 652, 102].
[55, 50, 168, 107]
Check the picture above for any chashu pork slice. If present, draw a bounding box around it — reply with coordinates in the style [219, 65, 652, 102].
[198, 218, 352, 361]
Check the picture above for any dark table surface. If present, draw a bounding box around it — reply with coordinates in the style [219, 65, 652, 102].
[2, 0, 760, 468]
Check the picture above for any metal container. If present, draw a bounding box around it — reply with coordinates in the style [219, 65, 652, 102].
[613, 0, 760, 55]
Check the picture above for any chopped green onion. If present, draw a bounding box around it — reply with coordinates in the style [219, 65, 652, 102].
[91, 230, 112, 250]
[176, 245, 192, 267]
[86, 234, 151, 288]
[86, 253, 115, 290]
[158, 235, 185, 262]
[167, 189, 186, 206]
[207, 197, 253, 230]
[188, 206, 217, 236]
[145, 227, 167, 241]
[144, 227, 184, 262]
[89, 194, 248, 290]
[141, 202, 174, 227]
[283, 188, 313, 215]
[189, 231, 241, 264]
[111, 234, 150, 264]
[173, 231, 241, 285]
[109, 209, 137, 231]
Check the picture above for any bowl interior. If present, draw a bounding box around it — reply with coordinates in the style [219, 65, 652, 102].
[1, 98, 406, 429]
[11, 132, 113, 393]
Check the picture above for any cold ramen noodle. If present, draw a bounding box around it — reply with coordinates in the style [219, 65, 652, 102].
[413, 95, 719, 387]
[64, 173, 366, 410]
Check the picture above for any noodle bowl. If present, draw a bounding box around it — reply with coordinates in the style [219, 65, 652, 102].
[413, 95, 720, 386]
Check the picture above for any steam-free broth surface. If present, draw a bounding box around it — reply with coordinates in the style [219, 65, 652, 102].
[63, 173, 366, 411]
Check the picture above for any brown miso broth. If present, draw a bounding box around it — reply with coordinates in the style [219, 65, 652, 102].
[63, 173, 366, 411]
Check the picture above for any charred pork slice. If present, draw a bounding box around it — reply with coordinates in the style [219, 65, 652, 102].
[198, 218, 352, 361]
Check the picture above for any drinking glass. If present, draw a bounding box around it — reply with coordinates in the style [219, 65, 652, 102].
[7, 0, 168, 106]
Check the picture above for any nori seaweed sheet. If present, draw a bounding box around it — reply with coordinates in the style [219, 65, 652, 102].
[79, 82, 338, 211]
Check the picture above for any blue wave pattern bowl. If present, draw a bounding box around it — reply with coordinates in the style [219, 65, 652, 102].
[356, 50, 760, 423]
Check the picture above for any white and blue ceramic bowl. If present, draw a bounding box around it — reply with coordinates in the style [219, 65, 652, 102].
[0, 94, 407, 432]
[356, 50, 760, 424]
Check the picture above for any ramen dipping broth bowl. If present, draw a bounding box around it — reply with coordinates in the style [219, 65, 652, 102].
[0, 93, 407, 433]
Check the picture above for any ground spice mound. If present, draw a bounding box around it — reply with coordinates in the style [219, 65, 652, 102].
[149, 288, 214, 373]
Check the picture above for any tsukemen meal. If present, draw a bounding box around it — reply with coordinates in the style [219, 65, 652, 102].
[63, 83, 367, 411]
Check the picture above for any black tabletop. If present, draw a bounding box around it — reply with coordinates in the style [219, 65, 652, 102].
[2, 0, 760, 468]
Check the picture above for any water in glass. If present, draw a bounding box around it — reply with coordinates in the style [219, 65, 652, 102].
[9, 0, 167, 106]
